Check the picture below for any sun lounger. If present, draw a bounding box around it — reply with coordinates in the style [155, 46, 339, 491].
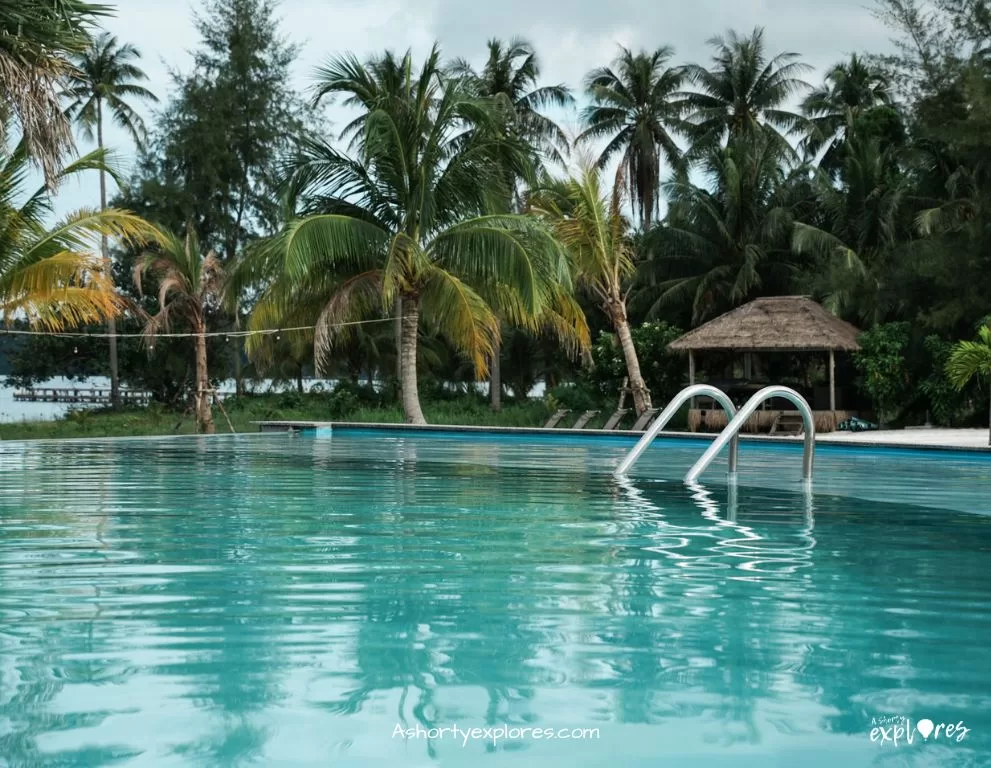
[629, 408, 659, 432]
[602, 408, 629, 430]
[571, 410, 599, 429]
[543, 409, 571, 429]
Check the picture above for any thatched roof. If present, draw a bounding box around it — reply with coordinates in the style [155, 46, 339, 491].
[668, 297, 862, 352]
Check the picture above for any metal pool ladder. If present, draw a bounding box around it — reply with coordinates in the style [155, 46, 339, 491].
[615, 384, 739, 476]
[615, 384, 816, 485]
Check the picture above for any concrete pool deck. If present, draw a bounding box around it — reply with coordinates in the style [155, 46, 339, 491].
[256, 421, 991, 453]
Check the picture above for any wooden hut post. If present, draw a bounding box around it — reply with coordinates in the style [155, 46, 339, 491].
[828, 349, 836, 412]
[688, 350, 696, 408]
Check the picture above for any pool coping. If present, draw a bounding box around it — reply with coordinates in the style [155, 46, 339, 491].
[254, 420, 991, 454]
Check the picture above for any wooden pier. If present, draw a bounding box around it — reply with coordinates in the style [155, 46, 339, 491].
[13, 387, 153, 406]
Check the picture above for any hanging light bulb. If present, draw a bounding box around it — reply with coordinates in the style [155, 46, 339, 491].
[73, 346, 78, 355]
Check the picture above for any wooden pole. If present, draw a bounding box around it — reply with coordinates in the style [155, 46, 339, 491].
[829, 350, 836, 412]
[688, 350, 696, 409]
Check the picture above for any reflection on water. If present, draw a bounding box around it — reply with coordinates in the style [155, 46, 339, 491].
[0, 433, 990, 767]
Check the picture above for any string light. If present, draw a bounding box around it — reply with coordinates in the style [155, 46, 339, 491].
[0, 316, 395, 340]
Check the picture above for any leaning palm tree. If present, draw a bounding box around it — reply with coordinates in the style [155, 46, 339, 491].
[0, 0, 109, 181]
[578, 46, 684, 227]
[241, 47, 572, 425]
[800, 55, 892, 170]
[946, 324, 991, 446]
[0, 139, 156, 330]
[530, 162, 652, 416]
[135, 228, 224, 434]
[679, 27, 810, 155]
[450, 37, 573, 410]
[64, 32, 157, 409]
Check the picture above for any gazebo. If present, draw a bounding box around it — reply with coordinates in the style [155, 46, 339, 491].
[668, 296, 862, 432]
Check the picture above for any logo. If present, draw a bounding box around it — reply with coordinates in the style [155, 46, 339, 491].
[869, 716, 969, 747]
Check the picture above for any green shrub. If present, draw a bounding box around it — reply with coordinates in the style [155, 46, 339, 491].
[586, 321, 685, 403]
[547, 382, 601, 412]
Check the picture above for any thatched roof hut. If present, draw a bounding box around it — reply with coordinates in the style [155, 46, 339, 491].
[669, 297, 862, 413]
[668, 296, 861, 353]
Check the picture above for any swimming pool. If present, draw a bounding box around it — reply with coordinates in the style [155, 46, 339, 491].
[1, 429, 989, 766]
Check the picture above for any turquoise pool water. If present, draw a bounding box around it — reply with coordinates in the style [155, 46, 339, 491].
[1, 430, 990, 766]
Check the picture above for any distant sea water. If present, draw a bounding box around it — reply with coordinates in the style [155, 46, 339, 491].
[0, 377, 342, 424]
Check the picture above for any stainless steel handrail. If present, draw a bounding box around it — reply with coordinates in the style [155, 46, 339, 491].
[684, 385, 815, 485]
[614, 385, 739, 476]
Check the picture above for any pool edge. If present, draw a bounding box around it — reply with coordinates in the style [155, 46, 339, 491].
[254, 420, 991, 456]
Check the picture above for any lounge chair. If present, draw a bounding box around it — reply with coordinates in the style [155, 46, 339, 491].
[601, 408, 629, 430]
[571, 410, 600, 429]
[629, 408, 660, 432]
[543, 409, 571, 429]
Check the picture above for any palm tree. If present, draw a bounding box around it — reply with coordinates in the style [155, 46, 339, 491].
[451, 37, 572, 172]
[578, 46, 684, 227]
[450, 37, 573, 410]
[679, 27, 810, 154]
[244, 47, 572, 425]
[0, 140, 156, 331]
[946, 324, 991, 445]
[792, 137, 906, 324]
[135, 228, 224, 434]
[0, 0, 109, 181]
[530, 162, 652, 415]
[800, 55, 893, 170]
[64, 32, 157, 410]
[641, 133, 795, 324]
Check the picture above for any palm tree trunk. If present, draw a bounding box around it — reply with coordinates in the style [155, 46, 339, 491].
[297, 364, 304, 395]
[394, 294, 403, 394]
[490, 332, 501, 412]
[195, 321, 215, 434]
[96, 104, 120, 411]
[233, 308, 244, 396]
[400, 296, 426, 425]
[611, 299, 651, 416]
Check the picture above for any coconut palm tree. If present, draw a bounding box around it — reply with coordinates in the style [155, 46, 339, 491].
[450, 37, 572, 171]
[0, 139, 156, 330]
[800, 55, 893, 170]
[530, 162, 652, 415]
[63, 32, 157, 409]
[640, 133, 796, 324]
[243, 47, 572, 425]
[946, 324, 991, 445]
[450, 37, 573, 410]
[679, 27, 810, 155]
[792, 136, 906, 324]
[135, 228, 224, 434]
[578, 46, 684, 228]
[0, 0, 108, 181]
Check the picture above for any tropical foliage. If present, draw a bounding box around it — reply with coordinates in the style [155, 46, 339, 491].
[64, 30, 157, 407]
[946, 324, 991, 444]
[579, 46, 683, 226]
[238, 46, 576, 424]
[135, 228, 224, 433]
[5, 2, 991, 434]
[0, 141, 155, 330]
[531, 162, 652, 414]
[0, 0, 109, 179]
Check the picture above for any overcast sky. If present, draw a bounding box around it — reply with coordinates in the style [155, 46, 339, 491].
[51, 0, 896, 215]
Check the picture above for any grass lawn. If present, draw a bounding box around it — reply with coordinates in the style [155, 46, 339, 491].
[0, 393, 559, 441]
